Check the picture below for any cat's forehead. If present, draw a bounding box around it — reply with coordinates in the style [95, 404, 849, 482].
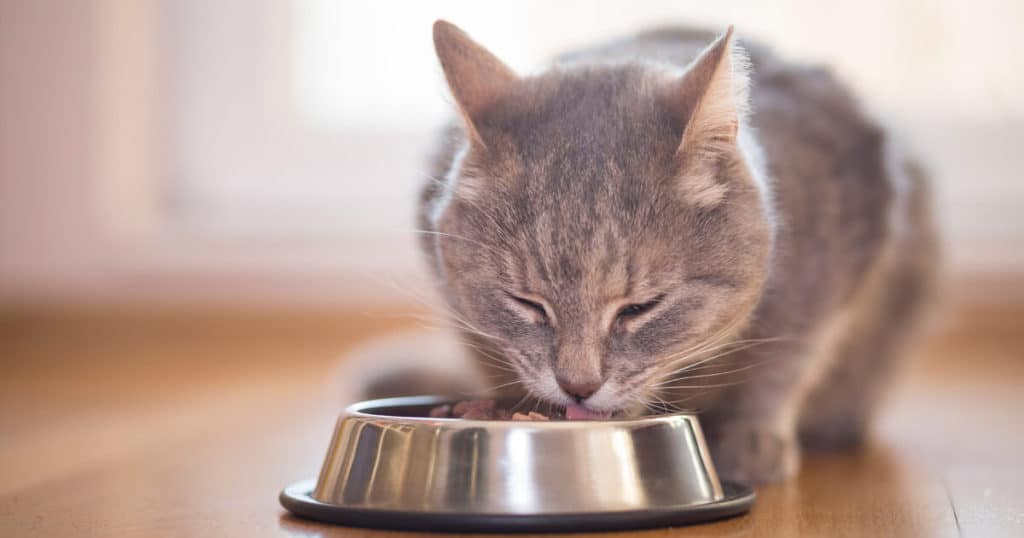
[496, 190, 683, 292]
[451, 66, 700, 292]
[466, 65, 682, 225]
[481, 65, 680, 165]
[458, 68, 688, 264]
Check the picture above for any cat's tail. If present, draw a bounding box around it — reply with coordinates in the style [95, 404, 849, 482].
[331, 329, 487, 406]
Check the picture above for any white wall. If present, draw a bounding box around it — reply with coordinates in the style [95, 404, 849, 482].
[0, 1, 109, 300]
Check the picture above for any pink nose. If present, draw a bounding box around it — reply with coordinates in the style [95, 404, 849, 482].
[556, 378, 602, 402]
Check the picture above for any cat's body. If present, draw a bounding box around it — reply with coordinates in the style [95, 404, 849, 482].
[404, 23, 936, 484]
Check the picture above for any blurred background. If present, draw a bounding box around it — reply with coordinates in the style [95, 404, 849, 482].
[2, 0, 1022, 307]
[2, 2, 1023, 536]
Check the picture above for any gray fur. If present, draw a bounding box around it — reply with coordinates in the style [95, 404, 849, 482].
[418, 22, 936, 484]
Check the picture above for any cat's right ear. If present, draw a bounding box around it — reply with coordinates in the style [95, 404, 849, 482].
[433, 20, 519, 147]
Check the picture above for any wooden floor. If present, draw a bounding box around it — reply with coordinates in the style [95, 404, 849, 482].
[0, 300, 1021, 537]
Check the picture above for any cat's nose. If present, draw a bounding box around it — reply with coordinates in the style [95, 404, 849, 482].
[556, 377, 602, 402]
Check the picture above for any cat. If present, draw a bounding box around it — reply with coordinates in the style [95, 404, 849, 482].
[358, 20, 938, 485]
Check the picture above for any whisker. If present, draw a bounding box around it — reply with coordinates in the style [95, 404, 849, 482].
[655, 379, 751, 390]
[667, 341, 778, 376]
[658, 335, 795, 378]
[662, 388, 723, 411]
[666, 355, 786, 381]
[659, 333, 783, 370]
[645, 391, 682, 415]
[361, 272, 508, 344]
[466, 378, 524, 396]
[409, 229, 504, 257]
[459, 340, 515, 367]
[663, 309, 754, 359]
[509, 393, 532, 414]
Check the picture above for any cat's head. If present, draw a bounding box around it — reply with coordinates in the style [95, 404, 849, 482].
[428, 21, 773, 416]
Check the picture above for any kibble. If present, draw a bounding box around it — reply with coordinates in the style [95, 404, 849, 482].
[429, 400, 554, 421]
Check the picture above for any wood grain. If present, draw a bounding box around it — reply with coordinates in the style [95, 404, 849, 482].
[0, 302, 1021, 537]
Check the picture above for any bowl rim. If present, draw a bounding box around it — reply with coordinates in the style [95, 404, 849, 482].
[343, 395, 701, 429]
[282, 478, 755, 531]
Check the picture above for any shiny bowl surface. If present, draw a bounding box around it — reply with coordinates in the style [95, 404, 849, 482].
[280, 396, 754, 531]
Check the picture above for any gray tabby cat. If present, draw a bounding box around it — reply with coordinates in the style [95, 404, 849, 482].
[411, 20, 936, 484]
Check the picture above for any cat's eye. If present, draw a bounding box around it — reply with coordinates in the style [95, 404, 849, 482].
[615, 295, 664, 323]
[507, 293, 550, 324]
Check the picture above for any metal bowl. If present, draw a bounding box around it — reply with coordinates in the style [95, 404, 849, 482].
[280, 396, 754, 532]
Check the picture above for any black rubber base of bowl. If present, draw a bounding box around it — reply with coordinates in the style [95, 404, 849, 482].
[280, 479, 755, 533]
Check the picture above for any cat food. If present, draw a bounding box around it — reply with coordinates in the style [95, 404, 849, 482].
[428, 399, 614, 420]
[428, 399, 552, 421]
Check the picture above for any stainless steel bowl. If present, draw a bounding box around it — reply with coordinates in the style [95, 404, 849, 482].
[281, 396, 753, 532]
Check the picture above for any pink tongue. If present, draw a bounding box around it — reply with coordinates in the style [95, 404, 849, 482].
[565, 403, 612, 420]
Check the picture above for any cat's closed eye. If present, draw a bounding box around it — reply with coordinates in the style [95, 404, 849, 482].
[615, 294, 665, 324]
[506, 293, 551, 324]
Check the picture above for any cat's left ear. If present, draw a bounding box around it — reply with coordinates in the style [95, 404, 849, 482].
[433, 20, 519, 147]
[662, 27, 751, 207]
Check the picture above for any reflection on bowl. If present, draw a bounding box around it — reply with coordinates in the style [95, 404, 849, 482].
[280, 396, 754, 532]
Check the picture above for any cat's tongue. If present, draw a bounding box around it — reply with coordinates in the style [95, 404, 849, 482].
[565, 403, 612, 420]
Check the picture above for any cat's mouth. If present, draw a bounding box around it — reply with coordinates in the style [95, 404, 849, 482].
[564, 402, 613, 420]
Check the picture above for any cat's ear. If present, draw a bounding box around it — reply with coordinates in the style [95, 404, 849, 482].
[663, 27, 751, 207]
[433, 20, 519, 147]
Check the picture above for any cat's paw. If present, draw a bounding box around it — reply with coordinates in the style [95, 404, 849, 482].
[708, 421, 800, 485]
